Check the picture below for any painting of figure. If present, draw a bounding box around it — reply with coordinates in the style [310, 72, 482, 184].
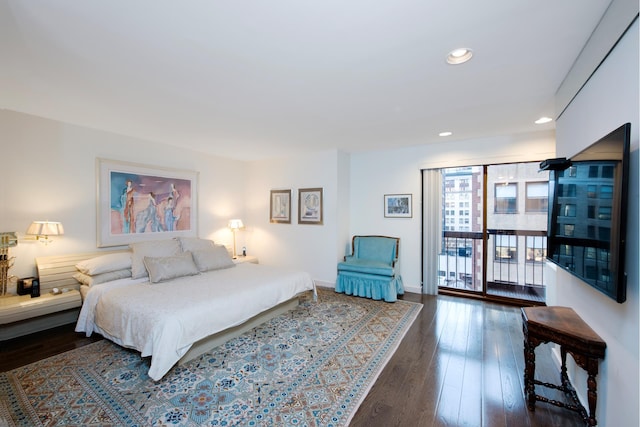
[99, 159, 198, 247]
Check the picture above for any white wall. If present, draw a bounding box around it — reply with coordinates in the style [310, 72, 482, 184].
[0, 110, 246, 283]
[243, 149, 347, 284]
[552, 19, 639, 427]
[349, 131, 556, 293]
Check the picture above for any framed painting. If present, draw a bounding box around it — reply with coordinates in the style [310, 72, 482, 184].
[270, 189, 291, 224]
[298, 188, 323, 225]
[384, 194, 412, 218]
[97, 158, 198, 247]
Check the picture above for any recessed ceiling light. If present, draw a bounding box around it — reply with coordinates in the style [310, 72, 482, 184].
[439, 131, 453, 137]
[535, 117, 553, 124]
[446, 48, 473, 65]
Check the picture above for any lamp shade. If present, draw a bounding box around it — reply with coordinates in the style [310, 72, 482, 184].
[26, 221, 65, 237]
[228, 219, 244, 230]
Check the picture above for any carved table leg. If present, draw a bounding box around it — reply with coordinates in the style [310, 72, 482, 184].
[586, 358, 600, 426]
[523, 334, 536, 410]
[560, 346, 568, 388]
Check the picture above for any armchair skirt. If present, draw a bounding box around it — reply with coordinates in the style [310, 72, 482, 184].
[335, 270, 404, 302]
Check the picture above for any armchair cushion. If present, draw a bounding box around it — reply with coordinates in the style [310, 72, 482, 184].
[337, 259, 394, 277]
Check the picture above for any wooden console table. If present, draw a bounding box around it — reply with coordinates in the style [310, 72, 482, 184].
[521, 306, 606, 426]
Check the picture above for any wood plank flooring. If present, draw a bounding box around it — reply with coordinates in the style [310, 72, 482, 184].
[1, 293, 586, 427]
[351, 293, 586, 427]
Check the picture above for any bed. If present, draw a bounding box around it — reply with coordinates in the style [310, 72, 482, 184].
[37, 240, 315, 381]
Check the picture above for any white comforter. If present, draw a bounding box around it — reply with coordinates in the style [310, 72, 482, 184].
[75, 263, 315, 380]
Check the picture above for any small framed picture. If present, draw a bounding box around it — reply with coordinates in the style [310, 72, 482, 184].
[384, 194, 412, 218]
[270, 189, 291, 224]
[298, 188, 323, 225]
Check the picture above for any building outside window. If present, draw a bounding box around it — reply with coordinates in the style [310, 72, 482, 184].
[495, 183, 517, 213]
[495, 234, 517, 262]
[525, 182, 548, 212]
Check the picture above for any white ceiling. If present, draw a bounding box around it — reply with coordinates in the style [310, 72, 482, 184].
[1, 1, 612, 161]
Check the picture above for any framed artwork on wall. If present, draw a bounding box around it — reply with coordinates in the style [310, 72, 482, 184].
[270, 189, 291, 224]
[384, 194, 412, 218]
[97, 158, 198, 247]
[298, 188, 323, 225]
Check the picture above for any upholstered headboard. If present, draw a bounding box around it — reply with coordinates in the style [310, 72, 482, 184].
[35, 250, 128, 293]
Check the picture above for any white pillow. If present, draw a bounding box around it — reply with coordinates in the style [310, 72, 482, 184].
[75, 252, 132, 275]
[177, 237, 215, 252]
[191, 246, 236, 272]
[73, 269, 132, 286]
[130, 239, 181, 279]
[143, 252, 200, 283]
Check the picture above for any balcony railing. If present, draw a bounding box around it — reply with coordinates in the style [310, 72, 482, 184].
[439, 229, 547, 303]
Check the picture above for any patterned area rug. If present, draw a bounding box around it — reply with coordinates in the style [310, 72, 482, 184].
[1, 288, 421, 427]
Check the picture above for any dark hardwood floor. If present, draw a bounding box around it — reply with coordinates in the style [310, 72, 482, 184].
[1, 293, 586, 427]
[351, 293, 586, 427]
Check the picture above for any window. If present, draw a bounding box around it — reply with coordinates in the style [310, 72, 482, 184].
[525, 182, 548, 212]
[600, 185, 613, 199]
[564, 224, 575, 237]
[558, 183, 576, 197]
[436, 162, 548, 302]
[495, 183, 517, 213]
[526, 236, 547, 262]
[598, 249, 610, 263]
[560, 244, 573, 256]
[563, 204, 576, 217]
[565, 184, 576, 197]
[598, 207, 612, 220]
[495, 235, 517, 262]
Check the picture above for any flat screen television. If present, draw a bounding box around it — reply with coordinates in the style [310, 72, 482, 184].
[545, 123, 631, 303]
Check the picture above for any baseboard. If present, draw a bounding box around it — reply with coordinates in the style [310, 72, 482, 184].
[314, 280, 334, 289]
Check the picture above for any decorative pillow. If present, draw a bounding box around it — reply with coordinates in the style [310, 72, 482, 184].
[177, 237, 215, 252]
[191, 245, 236, 272]
[130, 239, 182, 279]
[143, 252, 200, 283]
[75, 252, 132, 275]
[73, 269, 132, 286]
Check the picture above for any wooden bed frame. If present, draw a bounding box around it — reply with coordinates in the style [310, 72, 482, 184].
[35, 250, 312, 365]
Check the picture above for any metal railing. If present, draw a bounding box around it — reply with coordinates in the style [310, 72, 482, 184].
[439, 230, 547, 302]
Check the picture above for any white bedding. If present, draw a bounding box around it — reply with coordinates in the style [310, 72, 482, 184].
[75, 263, 315, 380]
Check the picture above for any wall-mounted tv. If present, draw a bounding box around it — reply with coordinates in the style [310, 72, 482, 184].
[545, 123, 631, 303]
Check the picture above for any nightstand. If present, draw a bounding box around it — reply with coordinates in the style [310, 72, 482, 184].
[233, 255, 259, 264]
[0, 289, 82, 340]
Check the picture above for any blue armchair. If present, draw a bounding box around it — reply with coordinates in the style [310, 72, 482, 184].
[335, 235, 404, 302]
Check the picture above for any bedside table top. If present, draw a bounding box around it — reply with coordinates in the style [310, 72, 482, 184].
[0, 289, 82, 324]
[233, 255, 259, 264]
